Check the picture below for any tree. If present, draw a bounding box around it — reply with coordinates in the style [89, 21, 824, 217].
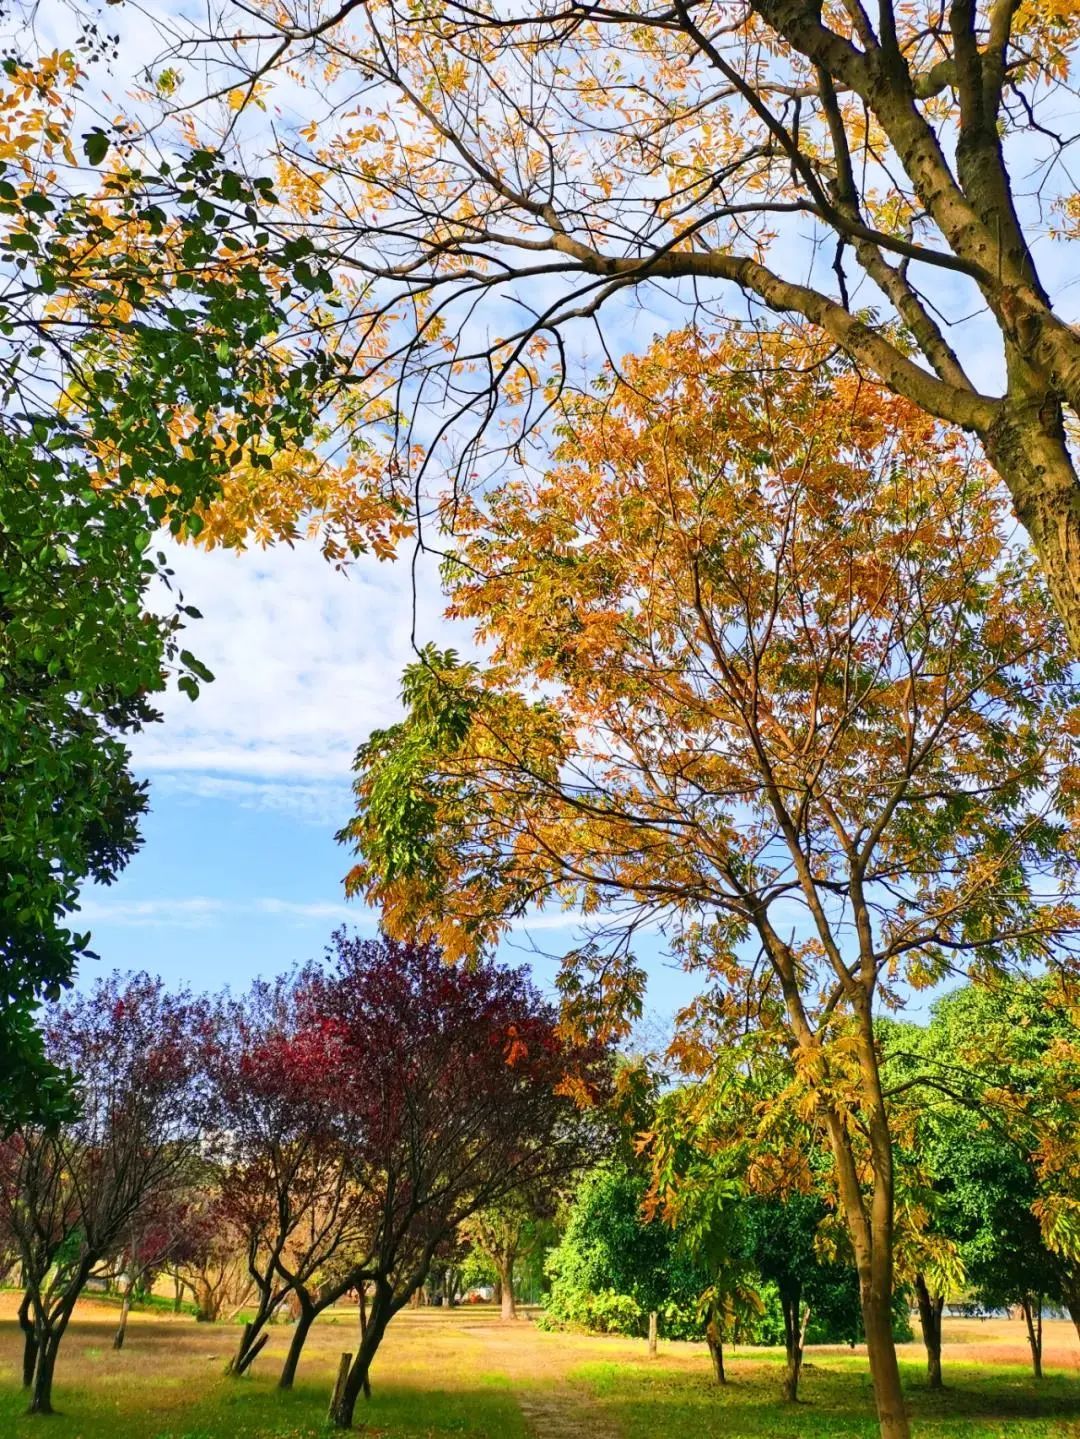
[543, 1162, 701, 1337]
[304, 931, 605, 1429]
[163, 1194, 255, 1323]
[462, 1196, 551, 1320]
[343, 330, 1080, 1439]
[661, 1168, 759, 1384]
[0, 974, 212, 1414]
[206, 976, 366, 1383]
[0, 44, 393, 1124]
[646, 1048, 893, 1402]
[933, 1105, 1059, 1378]
[160, 0, 1080, 649]
[744, 1195, 825, 1401]
[109, 1191, 200, 1350]
[914, 981, 1080, 1376]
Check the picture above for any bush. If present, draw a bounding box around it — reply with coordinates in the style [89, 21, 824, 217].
[542, 1163, 705, 1337]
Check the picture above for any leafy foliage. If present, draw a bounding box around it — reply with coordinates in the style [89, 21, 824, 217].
[0, 47, 394, 1122]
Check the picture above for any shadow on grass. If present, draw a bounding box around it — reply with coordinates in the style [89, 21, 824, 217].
[575, 1355, 1080, 1438]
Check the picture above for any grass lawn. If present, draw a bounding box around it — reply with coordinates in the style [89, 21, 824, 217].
[579, 1349, 1080, 1437]
[2, 1293, 1080, 1436]
[0, 1296, 527, 1439]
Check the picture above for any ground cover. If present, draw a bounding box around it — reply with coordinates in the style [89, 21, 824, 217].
[2, 1293, 1079, 1437]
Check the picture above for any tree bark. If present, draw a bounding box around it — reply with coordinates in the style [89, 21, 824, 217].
[983, 397, 1080, 658]
[193, 1275, 221, 1323]
[113, 1280, 134, 1351]
[18, 1292, 36, 1390]
[229, 1300, 278, 1377]
[498, 1256, 517, 1321]
[1021, 1294, 1043, 1379]
[914, 1275, 944, 1391]
[279, 1302, 315, 1390]
[358, 1284, 371, 1399]
[28, 1333, 61, 1416]
[705, 1310, 726, 1385]
[330, 1280, 393, 1428]
[779, 1286, 805, 1403]
[1063, 1282, 1080, 1347]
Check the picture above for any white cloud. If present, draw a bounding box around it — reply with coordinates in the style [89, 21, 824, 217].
[136, 538, 468, 797]
[154, 772, 350, 826]
[77, 894, 377, 929]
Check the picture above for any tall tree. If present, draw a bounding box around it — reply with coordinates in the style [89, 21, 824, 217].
[343, 330, 1080, 1439]
[161, 0, 1080, 647]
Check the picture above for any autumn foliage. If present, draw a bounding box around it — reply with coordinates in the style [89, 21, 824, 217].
[343, 326, 1080, 1438]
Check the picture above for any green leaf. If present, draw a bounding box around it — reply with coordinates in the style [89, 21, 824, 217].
[82, 130, 110, 166]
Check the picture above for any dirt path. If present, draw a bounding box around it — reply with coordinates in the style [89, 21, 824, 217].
[514, 1385, 621, 1439]
[469, 1318, 623, 1439]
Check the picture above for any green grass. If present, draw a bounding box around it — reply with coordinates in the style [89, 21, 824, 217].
[4, 1301, 1080, 1437]
[0, 1306, 527, 1439]
[0, 1369, 527, 1439]
[577, 1351, 1080, 1437]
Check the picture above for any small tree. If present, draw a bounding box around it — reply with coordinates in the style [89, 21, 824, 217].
[305, 932, 604, 1429]
[462, 1196, 552, 1320]
[0, 974, 211, 1414]
[109, 1192, 199, 1350]
[207, 976, 366, 1381]
[744, 1195, 825, 1402]
[164, 1194, 255, 1323]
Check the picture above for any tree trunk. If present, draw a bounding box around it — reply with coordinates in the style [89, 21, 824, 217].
[498, 1256, 517, 1321]
[279, 1303, 315, 1390]
[779, 1286, 804, 1403]
[173, 1274, 183, 1314]
[193, 1276, 220, 1323]
[330, 1282, 394, 1428]
[229, 1302, 276, 1377]
[859, 1283, 908, 1439]
[28, 1331, 61, 1416]
[824, 1008, 910, 1439]
[113, 1280, 134, 1351]
[1065, 1293, 1080, 1347]
[914, 1275, 944, 1390]
[1021, 1294, 1044, 1379]
[705, 1309, 725, 1385]
[984, 397, 1080, 658]
[18, 1292, 36, 1390]
[358, 1284, 371, 1399]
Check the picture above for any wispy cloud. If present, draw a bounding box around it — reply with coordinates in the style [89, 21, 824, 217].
[135, 540, 470, 788]
[77, 895, 377, 930]
[155, 773, 351, 827]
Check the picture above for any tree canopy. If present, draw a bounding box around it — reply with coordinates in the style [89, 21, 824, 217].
[342, 327, 1080, 1439]
[144, 0, 1080, 648]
